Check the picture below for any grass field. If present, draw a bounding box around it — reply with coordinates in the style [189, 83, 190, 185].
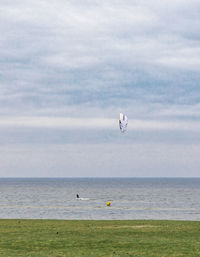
[0, 219, 200, 256]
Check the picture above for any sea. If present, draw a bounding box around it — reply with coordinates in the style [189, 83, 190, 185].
[0, 177, 200, 220]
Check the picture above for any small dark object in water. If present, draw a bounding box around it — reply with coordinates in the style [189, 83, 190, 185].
[76, 194, 79, 198]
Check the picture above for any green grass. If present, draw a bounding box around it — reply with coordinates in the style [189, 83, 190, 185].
[0, 220, 200, 256]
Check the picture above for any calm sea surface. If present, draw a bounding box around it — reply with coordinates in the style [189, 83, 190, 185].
[0, 178, 200, 220]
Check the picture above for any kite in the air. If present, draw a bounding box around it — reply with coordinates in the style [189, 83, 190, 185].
[119, 113, 128, 133]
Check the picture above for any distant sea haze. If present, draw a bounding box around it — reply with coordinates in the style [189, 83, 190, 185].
[0, 178, 200, 220]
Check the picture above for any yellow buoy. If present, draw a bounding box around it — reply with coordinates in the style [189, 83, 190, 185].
[106, 201, 111, 206]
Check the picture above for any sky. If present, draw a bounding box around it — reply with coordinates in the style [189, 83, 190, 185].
[0, 0, 200, 177]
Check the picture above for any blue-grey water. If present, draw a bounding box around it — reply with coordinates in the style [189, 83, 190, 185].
[0, 178, 200, 220]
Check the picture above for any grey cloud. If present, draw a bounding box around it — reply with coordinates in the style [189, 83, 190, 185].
[0, 0, 200, 116]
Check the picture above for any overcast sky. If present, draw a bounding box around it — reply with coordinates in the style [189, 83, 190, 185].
[0, 0, 200, 177]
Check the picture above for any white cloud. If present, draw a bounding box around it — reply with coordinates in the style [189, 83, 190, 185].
[0, 116, 200, 133]
[0, 143, 200, 177]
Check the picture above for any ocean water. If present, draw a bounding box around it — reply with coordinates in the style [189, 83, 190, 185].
[0, 178, 200, 220]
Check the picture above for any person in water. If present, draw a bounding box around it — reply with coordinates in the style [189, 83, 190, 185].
[76, 194, 79, 198]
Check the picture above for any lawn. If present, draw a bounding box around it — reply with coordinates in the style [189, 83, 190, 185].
[0, 219, 200, 256]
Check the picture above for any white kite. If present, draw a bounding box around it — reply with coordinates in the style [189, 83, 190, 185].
[119, 113, 128, 133]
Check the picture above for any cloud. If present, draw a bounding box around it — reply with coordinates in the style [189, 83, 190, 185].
[1, 143, 200, 177]
[0, 115, 200, 132]
[0, 0, 200, 176]
[0, 0, 200, 118]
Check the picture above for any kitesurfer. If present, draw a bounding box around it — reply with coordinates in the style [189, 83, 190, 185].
[76, 194, 79, 198]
